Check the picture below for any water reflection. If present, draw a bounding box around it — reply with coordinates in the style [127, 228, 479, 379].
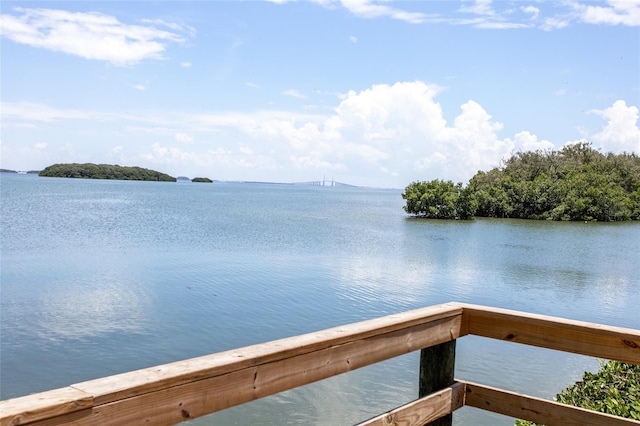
[2, 176, 639, 425]
[38, 279, 150, 341]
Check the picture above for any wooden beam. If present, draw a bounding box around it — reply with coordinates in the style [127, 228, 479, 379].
[0, 387, 92, 426]
[1, 303, 463, 426]
[357, 382, 466, 426]
[463, 380, 640, 426]
[419, 341, 456, 426]
[457, 303, 640, 364]
[4, 303, 639, 426]
[83, 316, 462, 426]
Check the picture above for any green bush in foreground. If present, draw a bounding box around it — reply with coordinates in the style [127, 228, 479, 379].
[515, 361, 640, 425]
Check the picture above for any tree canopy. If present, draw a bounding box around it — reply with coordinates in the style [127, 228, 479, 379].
[402, 179, 476, 219]
[403, 143, 640, 221]
[516, 361, 640, 425]
[39, 163, 176, 182]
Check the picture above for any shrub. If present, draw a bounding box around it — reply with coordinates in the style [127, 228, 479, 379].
[515, 361, 640, 425]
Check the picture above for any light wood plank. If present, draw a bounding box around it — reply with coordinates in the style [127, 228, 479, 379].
[357, 382, 466, 426]
[69, 316, 463, 426]
[252, 317, 461, 400]
[5, 303, 639, 426]
[18, 315, 462, 426]
[72, 303, 463, 406]
[0, 387, 92, 426]
[458, 303, 640, 364]
[463, 380, 640, 426]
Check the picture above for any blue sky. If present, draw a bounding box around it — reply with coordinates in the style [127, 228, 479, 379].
[1, 0, 639, 187]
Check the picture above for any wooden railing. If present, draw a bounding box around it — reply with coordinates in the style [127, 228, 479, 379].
[1, 302, 639, 426]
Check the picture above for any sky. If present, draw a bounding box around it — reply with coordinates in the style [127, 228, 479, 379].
[1, 0, 639, 188]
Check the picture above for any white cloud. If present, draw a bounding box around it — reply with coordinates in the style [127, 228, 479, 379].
[0, 7, 191, 65]
[181, 61, 192, 68]
[540, 16, 571, 31]
[510, 131, 555, 152]
[338, 0, 429, 24]
[282, 89, 307, 99]
[268, 0, 433, 25]
[286, 0, 640, 30]
[522, 5, 540, 20]
[575, 0, 640, 26]
[4, 85, 638, 187]
[34, 142, 47, 150]
[459, 0, 496, 17]
[131, 84, 146, 91]
[589, 100, 640, 153]
[175, 132, 194, 144]
[457, 0, 532, 29]
[349, 35, 358, 43]
[109, 145, 126, 163]
[239, 145, 254, 155]
[142, 143, 278, 175]
[240, 81, 515, 184]
[141, 18, 196, 37]
[1, 101, 112, 122]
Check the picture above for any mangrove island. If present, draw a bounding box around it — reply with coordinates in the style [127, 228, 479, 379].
[39, 163, 176, 182]
[402, 142, 640, 221]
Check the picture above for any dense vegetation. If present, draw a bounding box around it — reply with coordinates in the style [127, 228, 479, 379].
[403, 143, 640, 221]
[402, 180, 476, 219]
[39, 163, 176, 182]
[192, 177, 213, 183]
[516, 361, 640, 425]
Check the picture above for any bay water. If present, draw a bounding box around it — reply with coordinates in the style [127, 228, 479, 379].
[1, 172, 638, 425]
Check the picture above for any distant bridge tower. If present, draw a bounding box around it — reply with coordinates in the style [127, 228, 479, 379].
[321, 175, 335, 187]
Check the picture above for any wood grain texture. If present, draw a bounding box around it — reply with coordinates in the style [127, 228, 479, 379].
[1, 303, 462, 426]
[357, 382, 466, 426]
[463, 380, 640, 426]
[73, 303, 463, 406]
[457, 303, 640, 364]
[0, 387, 92, 426]
[4, 303, 639, 426]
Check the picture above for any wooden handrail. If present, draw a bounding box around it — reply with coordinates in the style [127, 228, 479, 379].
[461, 303, 640, 364]
[1, 303, 638, 426]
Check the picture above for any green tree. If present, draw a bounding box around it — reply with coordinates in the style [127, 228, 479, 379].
[402, 179, 476, 219]
[516, 361, 640, 425]
[459, 142, 639, 221]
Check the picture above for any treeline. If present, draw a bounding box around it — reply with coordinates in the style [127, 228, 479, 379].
[39, 163, 176, 182]
[403, 142, 640, 221]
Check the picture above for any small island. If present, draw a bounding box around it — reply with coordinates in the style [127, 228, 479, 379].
[191, 177, 213, 183]
[402, 142, 640, 221]
[39, 163, 176, 182]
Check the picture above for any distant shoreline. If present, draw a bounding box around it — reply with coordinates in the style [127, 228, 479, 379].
[2, 168, 365, 188]
[1, 169, 40, 174]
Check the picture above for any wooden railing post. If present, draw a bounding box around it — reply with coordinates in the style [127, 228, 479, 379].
[419, 340, 456, 426]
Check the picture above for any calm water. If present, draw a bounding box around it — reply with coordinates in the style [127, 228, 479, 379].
[1, 173, 639, 425]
